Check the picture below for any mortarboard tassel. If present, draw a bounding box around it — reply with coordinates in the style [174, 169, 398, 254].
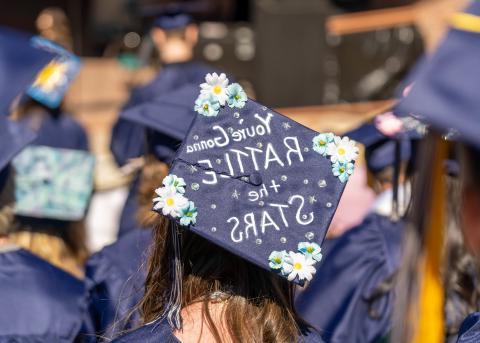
[412, 136, 448, 343]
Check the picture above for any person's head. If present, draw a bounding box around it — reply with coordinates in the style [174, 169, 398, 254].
[141, 217, 302, 342]
[150, 17, 198, 64]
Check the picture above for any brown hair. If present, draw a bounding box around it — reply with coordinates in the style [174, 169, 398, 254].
[140, 216, 305, 342]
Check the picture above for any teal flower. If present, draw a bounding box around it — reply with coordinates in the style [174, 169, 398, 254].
[298, 242, 323, 262]
[312, 133, 334, 156]
[226, 83, 247, 109]
[179, 201, 198, 226]
[162, 174, 186, 194]
[194, 93, 220, 117]
[332, 161, 354, 183]
[268, 250, 288, 270]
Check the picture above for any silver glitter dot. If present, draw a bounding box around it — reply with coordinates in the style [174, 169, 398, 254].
[326, 202, 333, 208]
[302, 214, 308, 220]
[241, 176, 249, 182]
[239, 119, 244, 125]
[191, 183, 200, 191]
[262, 106, 267, 111]
[281, 175, 288, 182]
[259, 201, 265, 207]
[234, 112, 240, 118]
[227, 127, 234, 133]
[304, 147, 309, 152]
[255, 238, 263, 245]
[211, 204, 217, 209]
[211, 227, 217, 232]
[256, 142, 263, 149]
[305, 232, 315, 240]
[318, 179, 327, 188]
[193, 135, 199, 140]
[303, 179, 309, 185]
[280, 237, 287, 244]
[216, 158, 222, 164]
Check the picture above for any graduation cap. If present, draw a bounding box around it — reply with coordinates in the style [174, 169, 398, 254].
[141, 1, 208, 29]
[120, 83, 198, 162]
[12, 146, 95, 221]
[394, 1, 480, 150]
[0, 116, 36, 190]
[26, 36, 82, 109]
[152, 73, 359, 289]
[0, 27, 55, 116]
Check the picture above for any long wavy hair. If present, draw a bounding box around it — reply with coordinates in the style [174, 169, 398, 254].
[139, 215, 305, 343]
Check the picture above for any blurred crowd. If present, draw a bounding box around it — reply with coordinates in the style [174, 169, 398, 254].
[1, 1, 480, 342]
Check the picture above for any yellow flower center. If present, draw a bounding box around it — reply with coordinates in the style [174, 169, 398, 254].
[337, 147, 346, 156]
[166, 198, 175, 206]
[294, 262, 303, 270]
[213, 85, 222, 94]
[203, 103, 209, 110]
[319, 140, 326, 145]
[307, 247, 314, 253]
[339, 167, 345, 173]
[274, 257, 282, 264]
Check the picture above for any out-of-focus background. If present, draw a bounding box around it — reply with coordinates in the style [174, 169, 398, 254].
[2, 0, 467, 251]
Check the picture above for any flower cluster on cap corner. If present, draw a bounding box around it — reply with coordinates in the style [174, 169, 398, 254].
[269, 242, 323, 282]
[312, 133, 359, 183]
[153, 174, 198, 226]
[194, 73, 248, 117]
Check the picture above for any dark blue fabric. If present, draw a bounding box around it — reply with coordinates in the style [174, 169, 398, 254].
[86, 228, 152, 338]
[110, 61, 215, 167]
[117, 176, 141, 238]
[153, 13, 193, 30]
[0, 248, 91, 342]
[457, 312, 480, 342]
[19, 111, 89, 151]
[112, 318, 324, 342]
[0, 27, 54, 116]
[296, 213, 404, 342]
[395, 2, 480, 150]
[0, 116, 36, 173]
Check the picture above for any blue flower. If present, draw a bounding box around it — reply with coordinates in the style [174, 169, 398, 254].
[194, 93, 220, 117]
[179, 201, 198, 226]
[268, 250, 288, 270]
[298, 242, 323, 262]
[312, 133, 334, 156]
[226, 83, 247, 109]
[162, 174, 186, 194]
[332, 161, 354, 183]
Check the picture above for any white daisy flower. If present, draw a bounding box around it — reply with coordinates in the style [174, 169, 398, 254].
[326, 136, 359, 164]
[284, 252, 317, 282]
[200, 72, 229, 106]
[153, 186, 188, 218]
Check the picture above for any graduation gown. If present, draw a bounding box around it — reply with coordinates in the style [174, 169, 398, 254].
[112, 318, 325, 343]
[0, 246, 91, 342]
[85, 228, 152, 338]
[295, 212, 404, 343]
[456, 312, 480, 343]
[112, 61, 217, 237]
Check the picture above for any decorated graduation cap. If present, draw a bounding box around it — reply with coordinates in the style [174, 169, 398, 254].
[26, 36, 81, 109]
[0, 27, 55, 116]
[0, 117, 36, 191]
[152, 73, 359, 289]
[120, 83, 198, 162]
[12, 146, 94, 221]
[395, 1, 480, 150]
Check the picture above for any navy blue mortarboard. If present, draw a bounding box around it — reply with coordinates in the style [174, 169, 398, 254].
[152, 73, 360, 286]
[0, 117, 36, 190]
[345, 112, 414, 173]
[395, 1, 480, 150]
[26, 36, 82, 109]
[153, 13, 193, 30]
[120, 83, 198, 162]
[0, 27, 54, 115]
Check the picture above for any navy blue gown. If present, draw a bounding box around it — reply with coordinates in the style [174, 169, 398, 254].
[21, 111, 89, 151]
[0, 246, 91, 342]
[296, 213, 404, 343]
[112, 318, 325, 342]
[86, 228, 152, 338]
[113, 61, 216, 238]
